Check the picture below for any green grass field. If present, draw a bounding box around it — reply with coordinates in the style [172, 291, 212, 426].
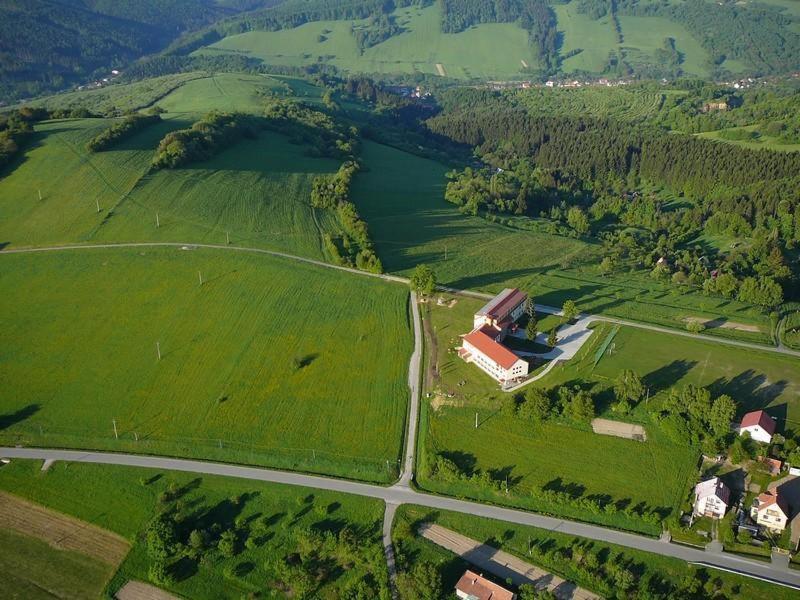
[199, 4, 536, 80]
[0, 460, 388, 599]
[352, 141, 771, 341]
[554, 4, 619, 73]
[0, 527, 115, 600]
[0, 116, 350, 262]
[515, 85, 673, 122]
[0, 247, 412, 482]
[618, 16, 710, 77]
[392, 504, 798, 600]
[697, 126, 800, 152]
[417, 296, 800, 533]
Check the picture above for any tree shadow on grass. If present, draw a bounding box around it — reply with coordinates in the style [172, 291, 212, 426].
[440, 451, 477, 476]
[642, 360, 698, 395]
[708, 370, 788, 418]
[0, 404, 40, 430]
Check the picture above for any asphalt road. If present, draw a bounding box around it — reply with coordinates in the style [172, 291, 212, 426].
[399, 291, 421, 488]
[2, 447, 800, 590]
[3, 242, 799, 358]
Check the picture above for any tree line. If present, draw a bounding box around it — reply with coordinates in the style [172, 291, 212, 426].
[152, 112, 260, 169]
[86, 110, 163, 152]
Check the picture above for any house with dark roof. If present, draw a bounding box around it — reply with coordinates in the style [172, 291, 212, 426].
[738, 410, 776, 444]
[455, 570, 516, 600]
[693, 477, 730, 519]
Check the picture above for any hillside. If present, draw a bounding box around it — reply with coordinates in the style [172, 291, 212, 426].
[0, 0, 283, 102]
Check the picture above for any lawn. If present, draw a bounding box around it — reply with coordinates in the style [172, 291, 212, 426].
[155, 73, 294, 115]
[199, 3, 536, 80]
[0, 460, 389, 599]
[392, 504, 798, 600]
[697, 126, 800, 152]
[0, 527, 115, 600]
[0, 247, 412, 482]
[554, 4, 619, 73]
[0, 116, 349, 262]
[352, 141, 772, 341]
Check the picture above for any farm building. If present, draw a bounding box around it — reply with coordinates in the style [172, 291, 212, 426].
[693, 477, 730, 519]
[460, 289, 529, 383]
[473, 288, 528, 332]
[751, 490, 790, 533]
[455, 570, 516, 600]
[738, 410, 776, 444]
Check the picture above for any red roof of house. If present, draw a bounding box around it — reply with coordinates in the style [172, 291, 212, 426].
[463, 329, 521, 370]
[455, 570, 515, 600]
[477, 288, 527, 320]
[756, 491, 789, 516]
[740, 410, 776, 434]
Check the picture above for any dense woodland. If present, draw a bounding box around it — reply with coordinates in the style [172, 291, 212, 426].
[428, 88, 800, 306]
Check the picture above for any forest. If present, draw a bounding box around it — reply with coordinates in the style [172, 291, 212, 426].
[427, 88, 800, 305]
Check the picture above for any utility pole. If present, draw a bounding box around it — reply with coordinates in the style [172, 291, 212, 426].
[38, 189, 42, 201]
[198, 271, 203, 286]
[156, 341, 161, 361]
[226, 231, 230, 245]
[444, 244, 447, 260]
[95, 199, 100, 213]
[475, 412, 478, 429]
[112, 419, 118, 440]
[156, 212, 160, 228]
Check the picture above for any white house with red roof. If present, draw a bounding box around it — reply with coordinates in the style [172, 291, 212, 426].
[455, 570, 516, 600]
[750, 490, 790, 532]
[738, 410, 776, 444]
[459, 289, 529, 383]
[693, 477, 730, 519]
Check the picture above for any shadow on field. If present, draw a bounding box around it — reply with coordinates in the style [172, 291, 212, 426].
[0, 404, 40, 430]
[643, 360, 698, 394]
[709, 370, 788, 420]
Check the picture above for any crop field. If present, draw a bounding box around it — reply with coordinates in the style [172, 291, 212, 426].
[515, 86, 672, 122]
[392, 505, 799, 600]
[352, 141, 771, 341]
[554, 4, 619, 73]
[0, 247, 412, 482]
[0, 117, 349, 262]
[0, 527, 116, 600]
[0, 460, 388, 599]
[618, 16, 709, 77]
[199, 4, 535, 80]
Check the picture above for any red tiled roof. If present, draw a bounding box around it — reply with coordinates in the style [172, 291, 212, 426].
[756, 491, 789, 516]
[455, 570, 515, 600]
[463, 329, 521, 370]
[477, 288, 527, 320]
[740, 410, 776, 434]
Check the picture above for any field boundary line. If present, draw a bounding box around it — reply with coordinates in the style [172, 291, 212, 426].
[2, 242, 799, 359]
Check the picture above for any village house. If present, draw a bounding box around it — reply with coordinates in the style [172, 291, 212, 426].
[693, 477, 730, 519]
[455, 570, 516, 600]
[738, 410, 776, 444]
[459, 289, 530, 383]
[751, 490, 790, 533]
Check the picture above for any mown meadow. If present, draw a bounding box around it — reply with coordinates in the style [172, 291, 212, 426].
[0, 248, 412, 482]
[0, 460, 389, 599]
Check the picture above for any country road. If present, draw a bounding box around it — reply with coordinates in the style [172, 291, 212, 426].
[3, 241, 799, 358]
[2, 447, 800, 590]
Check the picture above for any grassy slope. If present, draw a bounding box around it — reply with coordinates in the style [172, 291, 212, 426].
[0, 114, 348, 261]
[393, 504, 798, 600]
[0, 460, 387, 599]
[200, 3, 535, 80]
[155, 73, 289, 114]
[0, 248, 412, 482]
[554, 4, 618, 73]
[0, 528, 114, 600]
[697, 126, 800, 152]
[618, 16, 710, 77]
[352, 141, 771, 339]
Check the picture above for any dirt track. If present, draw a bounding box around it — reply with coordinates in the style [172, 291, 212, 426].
[0, 491, 130, 565]
[592, 418, 647, 441]
[116, 581, 179, 600]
